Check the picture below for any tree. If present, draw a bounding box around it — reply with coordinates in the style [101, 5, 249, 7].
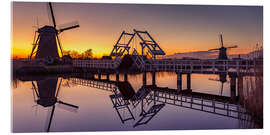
[63, 50, 71, 56]
[82, 49, 93, 58]
[69, 51, 80, 58]
[62, 48, 93, 59]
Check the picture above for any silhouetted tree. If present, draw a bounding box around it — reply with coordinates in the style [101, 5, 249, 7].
[63, 49, 93, 59]
[69, 51, 80, 58]
[82, 49, 93, 58]
[63, 50, 80, 58]
[63, 50, 71, 56]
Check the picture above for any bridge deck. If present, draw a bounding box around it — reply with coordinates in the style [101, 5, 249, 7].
[72, 58, 261, 76]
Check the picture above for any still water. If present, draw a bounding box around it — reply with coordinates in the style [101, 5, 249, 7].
[12, 72, 256, 132]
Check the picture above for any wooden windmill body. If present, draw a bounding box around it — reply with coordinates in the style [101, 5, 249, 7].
[30, 2, 79, 60]
[35, 26, 59, 59]
[31, 77, 79, 132]
[208, 34, 237, 60]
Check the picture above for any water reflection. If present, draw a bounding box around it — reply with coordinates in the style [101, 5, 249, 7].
[30, 77, 79, 132]
[12, 72, 262, 132]
[208, 73, 229, 96]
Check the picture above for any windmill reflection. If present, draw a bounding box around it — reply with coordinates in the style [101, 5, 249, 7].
[31, 77, 79, 132]
[209, 73, 229, 96]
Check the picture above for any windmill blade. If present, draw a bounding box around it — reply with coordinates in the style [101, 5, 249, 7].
[48, 2, 57, 28]
[219, 34, 224, 47]
[56, 34, 63, 57]
[32, 31, 37, 45]
[31, 81, 39, 97]
[46, 105, 55, 132]
[58, 100, 79, 108]
[58, 24, 80, 33]
[31, 87, 37, 102]
[36, 16, 39, 28]
[227, 45, 238, 49]
[57, 102, 78, 113]
[32, 17, 40, 29]
[220, 83, 224, 96]
[208, 48, 220, 51]
[30, 35, 40, 58]
[55, 78, 63, 97]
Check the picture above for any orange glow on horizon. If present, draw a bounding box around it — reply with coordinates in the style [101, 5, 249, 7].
[11, 41, 256, 59]
[11, 2, 263, 59]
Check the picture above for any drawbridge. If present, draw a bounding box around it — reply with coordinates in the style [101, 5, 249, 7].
[110, 29, 166, 58]
[109, 29, 166, 70]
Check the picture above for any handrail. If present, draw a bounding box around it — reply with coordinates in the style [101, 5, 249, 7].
[71, 58, 261, 75]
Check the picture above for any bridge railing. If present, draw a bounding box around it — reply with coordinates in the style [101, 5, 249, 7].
[72, 59, 120, 69]
[131, 49, 145, 70]
[71, 77, 252, 121]
[150, 90, 250, 121]
[72, 58, 262, 75]
[145, 59, 260, 74]
[71, 78, 115, 92]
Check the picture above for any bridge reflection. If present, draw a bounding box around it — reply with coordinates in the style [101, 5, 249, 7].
[18, 71, 255, 130]
[71, 72, 253, 128]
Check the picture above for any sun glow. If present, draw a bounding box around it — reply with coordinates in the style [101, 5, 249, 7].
[11, 2, 262, 59]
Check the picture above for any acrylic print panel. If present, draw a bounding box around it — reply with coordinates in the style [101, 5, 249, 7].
[11, 1, 263, 133]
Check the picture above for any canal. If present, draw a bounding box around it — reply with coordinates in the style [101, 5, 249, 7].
[12, 72, 261, 132]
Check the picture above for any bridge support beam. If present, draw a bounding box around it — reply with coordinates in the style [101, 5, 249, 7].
[124, 74, 128, 82]
[116, 73, 119, 82]
[230, 75, 236, 101]
[152, 72, 156, 86]
[238, 76, 243, 103]
[106, 74, 110, 80]
[143, 72, 147, 86]
[187, 73, 191, 90]
[177, 72, 182, 91]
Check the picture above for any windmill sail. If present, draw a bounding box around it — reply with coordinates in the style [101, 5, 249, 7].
[30, 2, 80, 59]
[208, 33, 238, 60]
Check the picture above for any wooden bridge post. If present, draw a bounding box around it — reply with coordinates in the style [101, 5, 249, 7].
[229, 74, 236, 101]
[143, 72, 147, 86]
[187, 73, 191, 90]
[177, 72, 182, 91]
[238, 75, 244, 103]
[124, 73, 128, 82]
[116, 73, 119, 82]
[106, 74, 110, 80]
[152, 71, 156, 86]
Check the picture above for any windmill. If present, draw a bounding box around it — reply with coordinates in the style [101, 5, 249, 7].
[31, 77, 79, 132]
[208, 34, 238, 60]
[30, 2, 80, 61]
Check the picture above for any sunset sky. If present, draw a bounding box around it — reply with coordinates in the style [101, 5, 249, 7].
[12, 2, 263, 58]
